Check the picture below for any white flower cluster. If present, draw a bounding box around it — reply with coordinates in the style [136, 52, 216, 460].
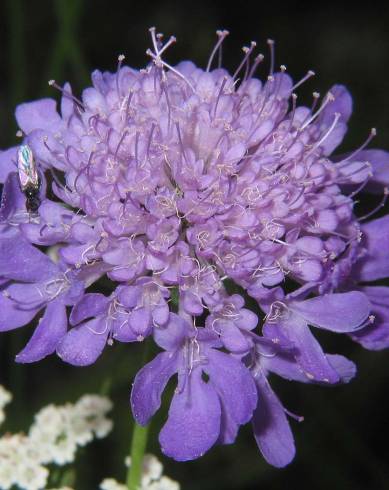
[100, 454, 180, 490]
[29, 394, 113, 465]
[0, 387, 113, 490]
[100, 479, 128, 490]
[0, 434, 48, 490]
[0, 386, 12, 426]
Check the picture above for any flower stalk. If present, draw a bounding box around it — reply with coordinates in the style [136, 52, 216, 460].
[126, 339, 152, 490]
[126, 421, 150, 490]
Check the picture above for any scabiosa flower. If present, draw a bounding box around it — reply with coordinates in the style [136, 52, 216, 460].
[1, 27, 389, 466]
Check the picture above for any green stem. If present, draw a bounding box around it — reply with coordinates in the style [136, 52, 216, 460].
[49, 465, 76, 488]
[100, 376, 112, 397]
[126, 341, 152, 490]
[126, 422, 150, 490]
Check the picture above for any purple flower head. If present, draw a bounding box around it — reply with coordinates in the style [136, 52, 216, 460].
[1, 27, 389, 466]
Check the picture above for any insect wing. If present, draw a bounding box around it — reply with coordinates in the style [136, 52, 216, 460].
[17, 145, 39, 191]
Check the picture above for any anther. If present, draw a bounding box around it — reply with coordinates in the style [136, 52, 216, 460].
[156, 33, 164, 50]
[311, 91, 320, 111]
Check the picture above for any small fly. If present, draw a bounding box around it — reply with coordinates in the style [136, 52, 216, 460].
[17, 144, 41, 213]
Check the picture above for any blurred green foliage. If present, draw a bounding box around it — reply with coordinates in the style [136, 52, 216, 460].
[0, 1, 389, 489]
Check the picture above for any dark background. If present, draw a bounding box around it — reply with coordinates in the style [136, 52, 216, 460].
[0, 1, 389, 489]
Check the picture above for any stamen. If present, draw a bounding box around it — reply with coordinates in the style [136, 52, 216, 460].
[310, 91, 320, 113]
[145, 123, 156, 166]
[87, 321, 109, 335]
[232, 42, 257, 80]
[217, 36, 223, 68]
[74, 151, 94, 193]
[247, 78, 275, 139]
[147, 27, 195, 91]
[146, 49, 195, 92]
[305, 112, 341, 156]
[115, 54, 126, 98]
[123, 90, 134, 123]
[293, 92, 321, 134]
[149, 26, 159, 54]
[43, 137, 58, 158]
[286, 93, 298, 132]
[284, 407, 304, 422]
[299, 92, 335, 131]
[266, 64, 288, 112]
[114, 130, 129, 160]
[265, 300, 289, 323]
[161, 82, 172, 131]
[213, 76, 228, 118]
[175, 122, 188, 164]
[247, 53, 265, 80]
[156, 32, 164, 51]
[206, 30, 230, 72]
[292, 70, 315, 91]
[81, 244, 97, 265]
[267, 39, 275, 76]
[338, 128, 377, 165]
[347, 173, 372, 199]
[157, 35, 177, 57]
[48, 80, 85, 111]
[336, 160, 372, 184]
[358, 187, 389, 221]
[134, 131, 140, 164]
[49, 167, 66, 192]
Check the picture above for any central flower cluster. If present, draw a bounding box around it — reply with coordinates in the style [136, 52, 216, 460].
[1, 29, 389, 466]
